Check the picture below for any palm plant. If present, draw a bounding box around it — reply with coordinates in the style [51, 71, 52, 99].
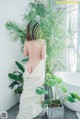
[6, 0, 67, 95]
[5, 0, 66, 72]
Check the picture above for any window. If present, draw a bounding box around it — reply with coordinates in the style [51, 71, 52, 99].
[66, 4, 78, 72]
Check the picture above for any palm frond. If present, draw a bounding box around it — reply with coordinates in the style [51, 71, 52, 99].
[5, 21, 26, 43]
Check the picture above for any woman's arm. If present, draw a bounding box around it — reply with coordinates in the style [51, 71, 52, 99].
[23, 40, 28, 56]
[41, 40, 46, 60]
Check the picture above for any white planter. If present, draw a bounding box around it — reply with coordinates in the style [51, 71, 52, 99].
[48, 105, 64, 119]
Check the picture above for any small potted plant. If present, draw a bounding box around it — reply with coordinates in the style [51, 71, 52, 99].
[36, 71, 80, 119]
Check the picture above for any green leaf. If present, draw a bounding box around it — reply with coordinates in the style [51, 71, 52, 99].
[5, 21, 26, 42]
[54, 76, 62, 84]
[36, 87, 48, 95]
[8, 73, 18, 80]
[46, 72, 53, 79]
[36, 3, 46, 17]
[9, 81, 19, 89]
[14, 87, 23, 94]
[13, 71, 23, 76]
[21, 57, 29, 62]
[66, 96, 75, 103]
[15, 61, 25, 73]
[61, 86, 67, 93]
[71, 93, 80, 101]
[8, 73, 23, 83]
[42, 99, 51, 105]
[45, 78, 56, 86]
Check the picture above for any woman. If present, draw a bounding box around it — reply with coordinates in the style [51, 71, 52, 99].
[15, 21, 46, 119]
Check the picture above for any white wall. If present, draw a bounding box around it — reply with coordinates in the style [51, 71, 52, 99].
[0, 0, 32, 111]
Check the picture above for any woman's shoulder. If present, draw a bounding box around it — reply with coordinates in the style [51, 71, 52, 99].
[38, 39, 46, 43]
[37, 39, 46, 47]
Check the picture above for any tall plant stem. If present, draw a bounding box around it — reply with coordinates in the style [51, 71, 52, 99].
[55, 85, 57, 102]
[48, 86, 53, 104]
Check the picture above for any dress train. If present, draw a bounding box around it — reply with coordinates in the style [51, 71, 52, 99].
[15, 59, 46, 119]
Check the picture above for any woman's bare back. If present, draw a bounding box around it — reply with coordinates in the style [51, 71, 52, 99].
[23, 39, 46, 74]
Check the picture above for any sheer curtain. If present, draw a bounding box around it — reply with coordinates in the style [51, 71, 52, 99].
[66, 4, 78, 72]
[56, 3, 79, 72]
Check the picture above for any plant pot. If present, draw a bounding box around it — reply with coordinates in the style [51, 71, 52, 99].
[15, 93, 21, 103]
[48, 105, 64, 119]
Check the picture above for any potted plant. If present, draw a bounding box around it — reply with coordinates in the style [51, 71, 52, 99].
[8, 61, 25, 94]
[36, 71, 80, 119]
